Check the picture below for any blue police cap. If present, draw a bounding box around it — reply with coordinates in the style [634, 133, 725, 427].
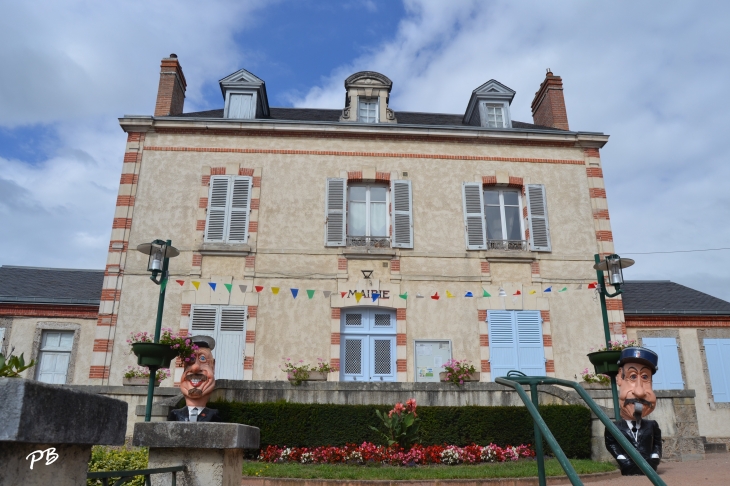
[619, 347, 658, 374]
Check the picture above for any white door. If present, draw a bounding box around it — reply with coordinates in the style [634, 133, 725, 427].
[190, 305, 247, 380]
[642, 337, 683, 390]
[36, 331, 74, 384]
[341, 308, 396, 382]
[488, 310, 546, 379]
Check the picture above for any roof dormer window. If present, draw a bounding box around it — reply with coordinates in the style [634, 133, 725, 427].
[226, 92, 255, 119]
[340, 71, 397, 124]
[358, 98, 379, 123]
[482, 103, 507, 128]
[463, 80, 515, 129]
[219, 69, 269, 120]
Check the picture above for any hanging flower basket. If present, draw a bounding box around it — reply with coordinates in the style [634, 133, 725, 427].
[587, 350, 622, 376]
[131, 343, 179, 368]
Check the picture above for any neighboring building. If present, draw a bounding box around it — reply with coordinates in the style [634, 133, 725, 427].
[91, 54, 621, 388]
[0, 265, 103, 384]
[623, 280, 730, 449]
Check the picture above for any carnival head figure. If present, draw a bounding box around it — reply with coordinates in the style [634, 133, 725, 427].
[180, 335, 217, 408]
[616, 347, 659, 424]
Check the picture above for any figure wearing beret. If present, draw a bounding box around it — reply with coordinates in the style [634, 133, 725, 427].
[604, 347, 662, 475]
[167, 335, 222, 422]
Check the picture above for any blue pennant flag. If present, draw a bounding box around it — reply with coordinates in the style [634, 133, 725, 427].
[208, 282, 216, 291]
[291, 288, 299, 298]
[465, 291, 474, 297]
[372, 292, 380, 302]
[544, 286, 552, 293]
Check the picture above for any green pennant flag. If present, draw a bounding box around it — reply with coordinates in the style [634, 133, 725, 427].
[307, 289, 315, 299]
[399, 292, 408, 300]
[558, 287, 568, 292]
[482, 289, 491, 297]
[224, 284, 232, 293]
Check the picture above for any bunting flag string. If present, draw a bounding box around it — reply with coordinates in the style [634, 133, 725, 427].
[543, 286, 552, 293]
[291, 288, 299, 298]
[355, 292, 363, 303]
[446, 290, 455, 298]
[176, 280, 185, 286]
[307, 290, 315, 299]
[271, 287, 280, 295]
[416, 293, 424, 298]
[483, 289, 491, 297]
[372, 292, 380, 302]
[208, 282, 216, 291]
[323, 291, 332, 298]
[255, 286, 264, 292]
[191, 281, 200, 290]
[239, 285, 247, 293]
[464, 291, 473, 297]
[224, 284, 232, 293]
[399, 292, 408, 300]
[431, 292, 440, 300]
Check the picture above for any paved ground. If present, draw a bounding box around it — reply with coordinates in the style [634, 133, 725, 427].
[557, 454, 730, 486]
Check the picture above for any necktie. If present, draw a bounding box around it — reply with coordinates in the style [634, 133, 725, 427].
[631, 421, 637, 432]
[190, 408, 198, 422]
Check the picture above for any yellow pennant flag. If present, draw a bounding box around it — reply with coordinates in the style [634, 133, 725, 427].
[355, 291, 363, 303]
[446, 290, 455, 298]
[271, 287, 280, 295]
[191, 281, 200, 290]
[529, 289, 537, 295]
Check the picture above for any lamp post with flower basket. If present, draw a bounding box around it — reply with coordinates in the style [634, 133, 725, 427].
[590, 253, 635, 420]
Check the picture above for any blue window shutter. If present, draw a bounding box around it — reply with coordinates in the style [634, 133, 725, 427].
[516, 311, 546, 376]
[342, 336, 367, 382]
[642, 337, 683, 390]
[705, 339, 730, 403]
[488, 311, 518, 379]
[370, 336, 396, 382]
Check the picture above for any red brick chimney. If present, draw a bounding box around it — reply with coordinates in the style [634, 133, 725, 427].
[530, 69, 569, 130]
[154, 54, 187, 117]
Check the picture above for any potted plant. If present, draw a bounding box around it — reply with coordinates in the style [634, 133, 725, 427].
[578, 367, 611, 388]
[122, 366, 170, 386]
[586, 339, 636, 376]
[439, 359, 479, 385]
[127, 328, 198, 369]
[281, 358, 339, 385]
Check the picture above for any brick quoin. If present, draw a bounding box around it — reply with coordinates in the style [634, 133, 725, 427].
[210, 167, 226, 175]
[596, 230, 614, 242]
[543, 335, 552, 346]
[123, 152, 139, 163]
[606, 299, 624, 311]
[97, 315, 117, 326]
[593, 209, 610, 220]
[331, 333, 341, 345]
[104, 265, 121, 276]
[127, 132, 143, 143]
[93, 339, 113, 352]
[244, 357, 254, 370]
[478, 310, 487, 321]
[201, 175, 210, 186]
[531, 261, 540, 275]
[508, 176, 524, 187]
[181, 304, 191, 316]
[586, 167, 604, 178]
[396, 308, 406, 320]
[248, 306, 257, 318]
[198, 197, 208, 208]
[482, 175, 497, 185]
[112, 218, 132, 229]
[239, 168, 254, 176]
[0, 304, 99, 319]
[480, 334, 489, 346]
[246, 331, 256, 343]
[584, 148, 600, 158]
[338, 258, 348, 271]
[541, 310, 550, 322]
[100, 289, 120, 301]
[108, 241, 128, 252]
[396, 359, 407, 372]
[331, 308, 341, 319]
[248, 221, 258, 233]
[196, 220, 206, 231]
[245, 256, 256, 268]
[192, 254, 202, 266]
[253, 177, 261, 188]
[375, 171, 390, 181]
[330, 358, 340, 369]
[545, 360, 555, 373]
[89, 366, 110, 379]
[178, 329, 188, 337]
[481, 360, 491, 372]
[589, 188, 607, 199]
[120, 174, 138, 184]
[116, 196, 135, 206]
[250, 198, 260, 209]
[525, 228, 530, 240]
[348, 171, 363, 180]
[480, 261, 490, 274]
[397, 334, 406, 346]
[523, 206, 528, 218]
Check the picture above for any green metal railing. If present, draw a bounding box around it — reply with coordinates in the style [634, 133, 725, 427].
[87, 465, 185, 486]
[495, 372, 666, 486]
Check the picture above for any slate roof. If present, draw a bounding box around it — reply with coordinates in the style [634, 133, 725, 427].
[175, 107, 561, 130]
[622, 280, 730, 316]
[0, 266, 104, 306]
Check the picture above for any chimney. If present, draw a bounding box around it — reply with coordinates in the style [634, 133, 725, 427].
[530, 69, 569, 130]
[154, 54, 187, 117]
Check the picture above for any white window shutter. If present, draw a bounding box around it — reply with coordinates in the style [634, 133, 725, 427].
[526, 184, 551, 251]
[228, 176, 252, 243]
[488, 311, 518, 379]
[642, 337, 683, 390]
[391, 179, 413, 248]
[216, 306, 247, 380]
[205, 177, 230, 242]
[516, 311, 546, 376]
[704, 339, 730, 403]
[325, 178, 347, 246]
[462, 183, 487, 250]
[190, 305, 217, 338]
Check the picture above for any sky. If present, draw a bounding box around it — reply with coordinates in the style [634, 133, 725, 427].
[1, 0, 729, 301]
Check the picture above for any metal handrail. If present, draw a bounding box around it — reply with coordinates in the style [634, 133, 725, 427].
[87, 465, 185, 486]
[495, 372, 666, 486]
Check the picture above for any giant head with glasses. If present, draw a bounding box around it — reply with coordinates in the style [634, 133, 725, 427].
[167, 335, 221, 422]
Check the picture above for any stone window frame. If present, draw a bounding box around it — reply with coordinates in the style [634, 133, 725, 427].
[697, 328, 730, 410]
[636, 329, 687, 391]
[0, 317, 12, 356]
[29, 322, 82, 385]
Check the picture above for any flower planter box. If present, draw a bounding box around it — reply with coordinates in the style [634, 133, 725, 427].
[131, 342, 179, 368]
[587, 350, 622, 376]
[288, 371, 328, 383]
[439, 372, 480, 382]
[123, 377, 161, 387]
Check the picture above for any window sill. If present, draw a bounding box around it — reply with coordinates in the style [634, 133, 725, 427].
[483, 250, 537, 263]
[343, 247, 397, 259]
[199, 243, 251, 256]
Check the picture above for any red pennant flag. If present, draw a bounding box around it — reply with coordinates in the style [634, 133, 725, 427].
[513, 290, 521, 296]
[340, 291, 347, 298]
[255, 286, 264, 293]
[431, 292, 440, 300]
[588, 282, 597, 289]
[176, 280, 185, 286]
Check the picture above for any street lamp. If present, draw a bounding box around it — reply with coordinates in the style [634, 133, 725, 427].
[592, 253, 635, 420]
[136, 239, 179, 421]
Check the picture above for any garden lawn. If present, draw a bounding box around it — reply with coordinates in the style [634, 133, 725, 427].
[242, 459, 616, 480]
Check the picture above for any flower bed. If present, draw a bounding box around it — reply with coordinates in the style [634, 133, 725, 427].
[258, 442, 534, 466]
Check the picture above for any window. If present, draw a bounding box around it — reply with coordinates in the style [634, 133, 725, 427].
[462, 183, 551, 251]
[704, 338, 730, 402]
[190, 305, 247, 380]
[641, 337, 683, 390]
[341, 308, 396, 382]
[488, 310, 545, 378]
[36, 331, 74, 384]
[484, 104, 505, 128]
[225, 92, 255, 119]
[325, 178, 413, 248]
[205, 176, 252, 243]
[358, 98, 378, 123]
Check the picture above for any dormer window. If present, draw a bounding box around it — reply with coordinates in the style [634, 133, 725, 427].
[463, 80, 515, 129]
[225, 92, 255, 119]
[358, 98, 379, 123]
[482, 103, 507, 128]
[219, 69, 270, 120]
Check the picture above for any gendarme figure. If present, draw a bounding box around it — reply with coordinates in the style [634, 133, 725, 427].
[604, 346, 662, 475]
[167, 335, 222, 422]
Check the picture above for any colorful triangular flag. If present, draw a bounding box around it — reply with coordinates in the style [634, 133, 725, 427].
[529, 289, 537, 295]
[192, 281, 200, 290]
[431, 292, 440, 300]
[239, 285, 247, 293]
[588, 282, 597, 289]
[176, 280, 185, 286]
[513, 290, 522, 296]
[544, 286, 552, 293]
[558, 287, 568, 292]
[482, 289, 491, 297]
[323, 291, 332, 298]
[255, 285, 264, 293]
[576, 284, 583, 290]
[208, 282, 217, 291]
[340, 291, 347, 298]
[224, 284, 232, 293]
[291, 288, 299, 298]
[271, 287, 280, 295]
[355, 291, 363, 303]
[307, 290, 315, 299]
[465, 291, 474, 297]
[372, 292, 380, 302]
[399, 292, 408, 299]
[446, 290, 455, 298]
[416, 293, 425, 298]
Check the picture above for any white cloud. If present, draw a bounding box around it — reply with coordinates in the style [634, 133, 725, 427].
[289, 0, 730, 301]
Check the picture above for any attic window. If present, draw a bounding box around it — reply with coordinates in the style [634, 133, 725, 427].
[358, 98, 378, 123]
[226, 92, 255, 119]
[484, 104, 505, 128]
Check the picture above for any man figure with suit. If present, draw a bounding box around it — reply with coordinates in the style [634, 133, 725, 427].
[604, 347, 662, 476]
[167, 335, 222, 422]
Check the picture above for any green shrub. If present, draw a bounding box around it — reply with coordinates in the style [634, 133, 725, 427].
[210, 400, 592, 459]
[87, 445, 148, 486]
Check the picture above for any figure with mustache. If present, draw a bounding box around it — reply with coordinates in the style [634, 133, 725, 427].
[167, 335, 222, 422]
[604, 347, 661, 475]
